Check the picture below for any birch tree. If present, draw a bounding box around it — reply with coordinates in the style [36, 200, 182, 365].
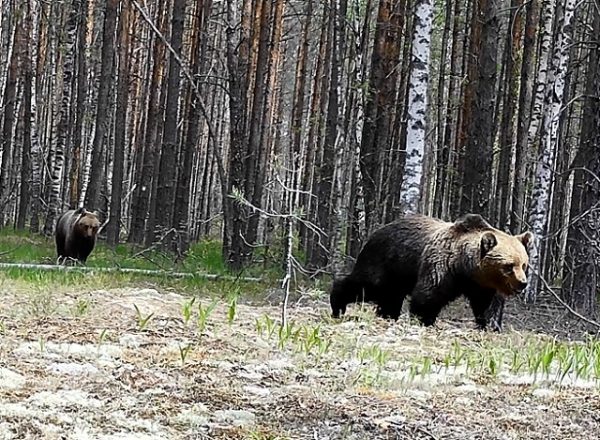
[44, 1, 78, 234]
[525, 0, 578, 302]
[400, 0, 433, 214]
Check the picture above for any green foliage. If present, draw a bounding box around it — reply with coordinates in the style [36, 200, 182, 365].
[197, 299, 218, 334]
[0, 231, 271, 295]
[133, 304, 154, 331]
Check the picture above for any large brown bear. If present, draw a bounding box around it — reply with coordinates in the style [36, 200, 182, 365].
[55, 208, 100, 264]
[330, 214, 533, 330]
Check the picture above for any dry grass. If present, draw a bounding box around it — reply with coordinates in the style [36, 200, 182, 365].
[0, 278, 599, 439]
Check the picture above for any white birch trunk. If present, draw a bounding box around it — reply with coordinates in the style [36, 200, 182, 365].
[524, 0, 555, 161]
[525, 0, 577, 302]
[400, 0, 433, 214]
[44, 2, 77, 234]
[29, 0, 44, 233]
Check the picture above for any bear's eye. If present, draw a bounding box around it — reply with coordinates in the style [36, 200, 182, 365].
[503, 263, 514, 272]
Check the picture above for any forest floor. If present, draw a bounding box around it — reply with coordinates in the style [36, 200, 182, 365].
[1, 273, 599, 440]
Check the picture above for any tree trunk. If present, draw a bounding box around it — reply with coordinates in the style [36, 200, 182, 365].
[17, 1, 33, 230]
[44, 1, 78, 234]
[460, 0, 499, 216]
[525, 0, 577, 303]
[400, 0, 433, 214]
[359, 0, 405, 233]
[564, 4, 600, 315]
[495, 0, 523, 229]
[107, 0, 131, 246]
[84, 0, 118, 212]
[128, 0, 168, 244]
[0, 4, 22, 227]
[511, 0, 540, 233]
[69, 0, 89, 208]
[152, 0, 186, 246]
[173, 0, 213, 254]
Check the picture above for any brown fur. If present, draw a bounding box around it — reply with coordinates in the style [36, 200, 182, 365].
[55, 208, 100, 264]
[330, 213, 534, 330]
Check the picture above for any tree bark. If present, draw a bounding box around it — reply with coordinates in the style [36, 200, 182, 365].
[152, 0, 186, 245]
[400, 0, 433, 214]
[564, 3, 600, 315]
[84, 0, 119, 212]
[107, 0, 131, 246]
[525, 0, 577, 303]
[359, 0, 405, 233]
[460, 0, 499, 217]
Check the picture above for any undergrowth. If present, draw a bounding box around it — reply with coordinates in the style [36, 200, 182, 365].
[0, 229, 276, 295]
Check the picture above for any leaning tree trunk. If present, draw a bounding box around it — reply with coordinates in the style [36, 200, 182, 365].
[400, 0, 433, 214]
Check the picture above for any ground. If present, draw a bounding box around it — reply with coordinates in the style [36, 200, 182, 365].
[0, 276, 599, 439]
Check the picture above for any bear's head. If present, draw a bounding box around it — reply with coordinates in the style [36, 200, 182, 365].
[74, 209, 100, 239]
[477, 230, 534, 297]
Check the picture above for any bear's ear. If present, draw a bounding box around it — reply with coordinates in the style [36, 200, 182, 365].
[480, 231, 497, 258]
[516, 231, 534, 252]
[75, 207, 87, 215]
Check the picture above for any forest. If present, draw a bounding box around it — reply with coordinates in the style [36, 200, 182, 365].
[0, 0, 599, 437]
[0, 0, 599, 312]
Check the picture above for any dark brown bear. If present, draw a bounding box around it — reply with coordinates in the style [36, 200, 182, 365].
[330, 214, 533, 330]
[55, 208, 100, 264]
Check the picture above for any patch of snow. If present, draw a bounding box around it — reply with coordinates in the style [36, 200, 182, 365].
[266, 358, 294, 370]
[404, 389, 431, 401]
[97, 434, 169, 440]
[0, 368, 26, 390]
[498, 372, 597, 389]
[28, 389, 103, 409]
[108, 411, 169, 434]
[243, 385, 271, 397]
[455, 396, 473, 406]
[212, 409, 256, 427]
[47, 362, 99, 376]
[453, 384, 482, 394]
[237, 370, 263, 381]
[119, 334, 144, 348]
[174, 403, 210, 427]
[0, 402, 40, 419]
[374, 415, 407, 430]
[531, 388, 555, 399]
[15, 341, 122, 360]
